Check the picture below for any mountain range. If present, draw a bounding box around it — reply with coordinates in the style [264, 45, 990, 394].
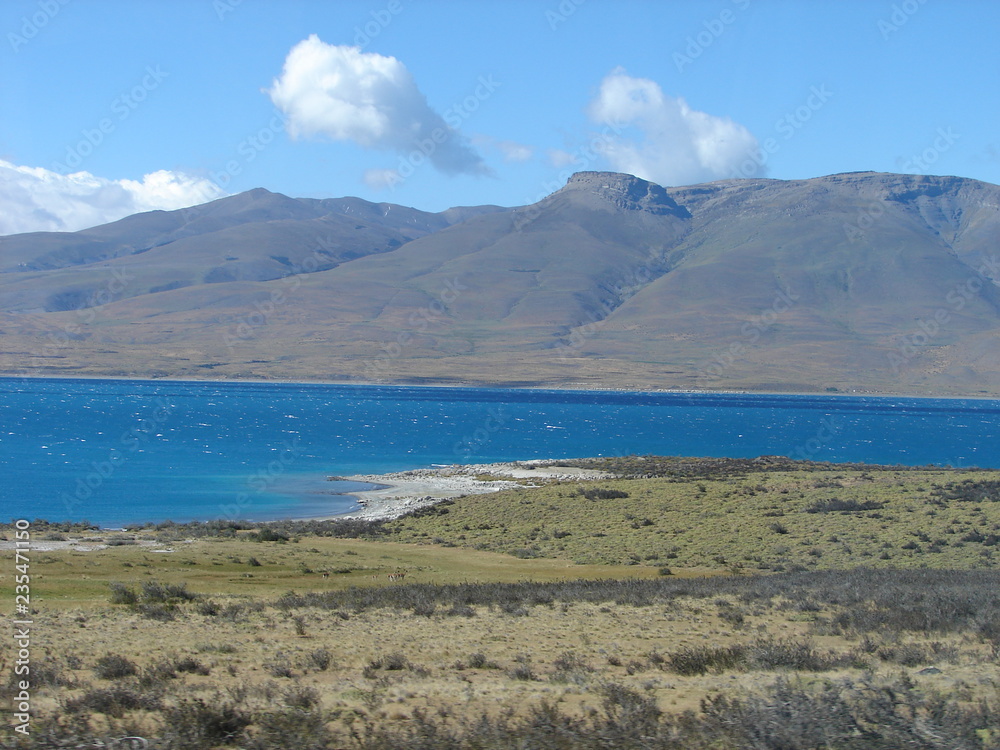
[2, 170, 998, 396]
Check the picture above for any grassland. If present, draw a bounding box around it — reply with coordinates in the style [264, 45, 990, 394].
[3, 457, 1000, 748]
[385, 458, 1000, 570]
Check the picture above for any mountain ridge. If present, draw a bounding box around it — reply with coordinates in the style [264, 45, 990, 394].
[1, 171, 998, 396]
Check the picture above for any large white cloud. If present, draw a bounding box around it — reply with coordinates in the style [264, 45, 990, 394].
[0, 160, 224, 235]
[267, 35, 488, 176]
[587, 67, 762, 185]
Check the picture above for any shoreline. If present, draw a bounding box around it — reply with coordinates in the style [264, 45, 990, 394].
[318, 460, 615, 522]
[4, 372, 999, 402]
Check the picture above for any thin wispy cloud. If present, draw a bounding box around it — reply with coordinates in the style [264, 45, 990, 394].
[0, 160, 223, 235]
[267, 35, 489, 177]
[588, 67, 763, 185]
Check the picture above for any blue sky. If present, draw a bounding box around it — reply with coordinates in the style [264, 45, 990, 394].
[1, 0, 997, 234]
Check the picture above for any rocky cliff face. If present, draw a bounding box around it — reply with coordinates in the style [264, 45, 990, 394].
[556, 172, 691, 217]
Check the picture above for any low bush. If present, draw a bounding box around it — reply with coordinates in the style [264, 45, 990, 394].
[93, 654, 138, 680]
[161, 697, 253, 748]
[65, 683, 161, 718]
[805, 498, 884, 513]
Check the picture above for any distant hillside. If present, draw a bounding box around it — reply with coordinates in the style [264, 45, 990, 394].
[2, 171, 998, 395]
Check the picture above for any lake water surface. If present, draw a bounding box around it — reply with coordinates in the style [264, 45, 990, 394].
[2, 377, 998, 526]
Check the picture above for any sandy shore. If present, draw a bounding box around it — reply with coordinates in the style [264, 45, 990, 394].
[324, 460, 613, 521]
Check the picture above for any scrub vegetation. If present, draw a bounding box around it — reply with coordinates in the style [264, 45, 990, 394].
[3, 457, 1000, 748]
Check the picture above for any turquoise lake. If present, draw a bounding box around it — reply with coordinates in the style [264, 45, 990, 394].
[1, 377, 998, 527]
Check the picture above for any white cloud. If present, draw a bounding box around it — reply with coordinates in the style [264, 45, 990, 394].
[471, 135, 533, 164]
[548, 149, 578, 168]
[587, 67, 762, 185]
[496, 140, 533, 163]
[0, 160, 224, 235]
[362, 168, 402, 191]
[268, 35, 488, 176]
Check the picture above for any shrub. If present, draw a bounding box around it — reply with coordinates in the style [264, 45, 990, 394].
[29, 658, 79, 688]
[281, 685, 320, 710]
[507, 663, 537, 681]
[174, 657, 210, 675]
[666, 644, 746, 676]
[376, 653, 410, 671]
[550, 651, 594, 684]
[65, 683, 161, 718]
[746, 639, 838, 671]
[108, 582, 138, 606]
[93, 653, 138, 680]
[582, 488, 630, 500]
[599, 683, 661, 736]
[197, 600, 221, 616]
[306, 648, 333, 671]
[161, 698, 252, 748]
[253, 528, 290, 542]
[805, 498, 884, 513]
[467, 652, 500, 670]
[264, 661, 294, 678]
[138, 660, 179, 688]
[247, 706, 330, 749]
[141, 580, 196, 602]
[445, 604, 476, 617]
[138, 603, 177, 621]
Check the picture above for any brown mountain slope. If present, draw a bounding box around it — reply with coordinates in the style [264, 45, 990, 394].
[1, 171, 998, 395]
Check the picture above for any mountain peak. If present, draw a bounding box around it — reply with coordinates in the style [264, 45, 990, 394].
[558, 171, 690, 217]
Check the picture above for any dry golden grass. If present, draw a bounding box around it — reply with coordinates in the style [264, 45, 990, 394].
[6, 463, 1000, 747]
[15, 570, 998, 746]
